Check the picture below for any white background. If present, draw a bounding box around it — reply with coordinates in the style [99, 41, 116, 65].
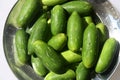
[0, 0, 120, 80]
[0, 0, 18, 80]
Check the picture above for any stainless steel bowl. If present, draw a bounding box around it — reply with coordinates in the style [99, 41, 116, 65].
[3, 0, 120, 80]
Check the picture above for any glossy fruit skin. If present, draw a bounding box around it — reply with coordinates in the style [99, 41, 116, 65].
[82, 23, 99, 68]
[14, 29, 28, 66]
[96, 23, 108, 46]
[16, 0, 42, 28]
[76, 62, 90, 80]
[62, 1, 92, 15]
[44, 69, 76, 80]
[61, 50, 82, 63]
[67, 11, 83, 51]
[95, 38, 118, 73]
[84, 16, 93, 24]
[51, 5, 67, 35]
[33, 40, 68, 74]
[31, 55, 48, 77]
[28, 16, 48, 55]
[42, 0, 67, 6]
[48, 33, 67, 51]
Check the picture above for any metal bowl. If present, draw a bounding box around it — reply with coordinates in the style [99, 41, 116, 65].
[3, 0, 120, 80]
